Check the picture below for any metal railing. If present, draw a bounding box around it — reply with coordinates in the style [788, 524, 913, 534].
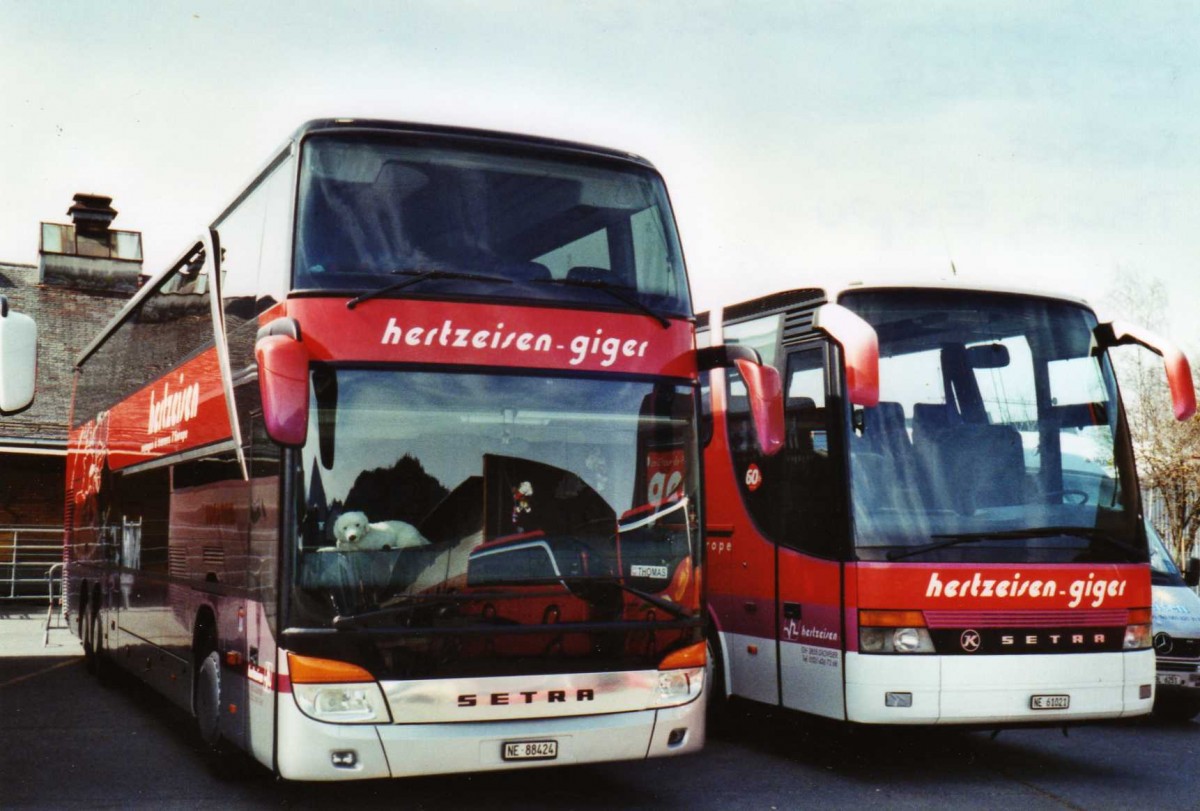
[1, 526, 65, 601]
[43, 562, 65, 645]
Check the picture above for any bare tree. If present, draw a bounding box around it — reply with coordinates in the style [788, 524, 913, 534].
[1103, 272, 1200, 565]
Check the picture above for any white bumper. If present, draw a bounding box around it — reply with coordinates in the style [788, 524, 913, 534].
[844, 650, 1155, 725]
[276, 688, 704, 780]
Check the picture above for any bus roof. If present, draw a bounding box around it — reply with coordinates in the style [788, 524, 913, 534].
[76, 119, 665, 367]
[292, 118, 657, 170]
[699, 276, 1095, 328]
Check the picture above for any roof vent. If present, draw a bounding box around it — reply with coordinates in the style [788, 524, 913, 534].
[67, 193, 119, 237]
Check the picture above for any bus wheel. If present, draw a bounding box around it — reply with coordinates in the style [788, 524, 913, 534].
[82, 595, 97, 674]
[194, 640, 247, 776]
[706, 633, 729, 733]
[195, 649, 223, 746]
[88, 606, 110, 685]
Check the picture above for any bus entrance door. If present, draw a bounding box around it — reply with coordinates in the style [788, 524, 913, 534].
[775, 343, 847, 720]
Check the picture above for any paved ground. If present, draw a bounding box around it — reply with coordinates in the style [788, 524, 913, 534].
[0, 603, 77, 659]
[4, 604, 1199, 810]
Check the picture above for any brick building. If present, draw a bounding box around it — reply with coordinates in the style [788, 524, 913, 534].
[0, 195, 141, 597]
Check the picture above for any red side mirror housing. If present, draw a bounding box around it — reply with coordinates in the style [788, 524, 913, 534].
[256, 329, 309, 447]
[1097, 320, 1196, 422]
[813, 303, 880, 408]
[734, 357, 785, 456]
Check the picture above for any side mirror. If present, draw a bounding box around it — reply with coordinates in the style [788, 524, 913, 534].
[1186, 558, 1200, 589]
[1096, 321, 1196, 421]
[813, 303, 880, 407]
[256, 319, 309, 447]
[734, 357, 785, 456]
[0, 297, 37, 414]
[698, 344, 785, 456]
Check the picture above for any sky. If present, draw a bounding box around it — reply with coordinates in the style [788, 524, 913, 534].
[2, 1, 1198, 356]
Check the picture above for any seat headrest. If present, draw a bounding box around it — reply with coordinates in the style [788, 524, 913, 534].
[566, 266, 610, 283]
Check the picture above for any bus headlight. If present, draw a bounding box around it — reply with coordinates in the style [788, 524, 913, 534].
[859, 610, 935, 654]
[287, 652, 393, 724]
[293, 683, 392, 724]
[652, 641, 705, 707]
[859, 626, 935, 653]
[1124, 608, 1153, 650]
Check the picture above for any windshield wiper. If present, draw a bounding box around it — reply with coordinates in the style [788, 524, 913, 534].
[561, 576, 692, 619]
[347, 268, 513, 309]
[532, 277, 671, 329]
[332, 594, 467, 629]
[886, 526, 1141, 562]
[472, 575, 692, 619]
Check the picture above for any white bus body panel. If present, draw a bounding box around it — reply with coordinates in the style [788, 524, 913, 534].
[275, 678, 704, 781]
[779, 639, 846, 718]
[720, 630, 779, 705]
[845, 650, 1155, 724]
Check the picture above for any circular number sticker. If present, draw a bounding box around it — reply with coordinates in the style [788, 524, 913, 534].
[744, 463, 763, 491]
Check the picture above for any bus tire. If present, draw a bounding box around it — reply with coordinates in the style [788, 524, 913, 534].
[81, 586, 97, 673]
[706, 631, 729, 732]
[193, 624, 249, 777]
[89, 604, 110, 685]
[195, 649, 223, 746]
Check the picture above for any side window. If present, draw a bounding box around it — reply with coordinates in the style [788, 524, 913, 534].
[780, 345, 842, 558]
[697, 327, 712, 447]
[218, 154, 295, 442]
[112, 467, 170, 576]
[219, 153, 294, 319]
[74, 242, 215, 428]
[723, 316, 783, 539]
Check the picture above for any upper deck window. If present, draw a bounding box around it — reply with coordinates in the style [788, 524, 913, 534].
[294, 133, 691, 317]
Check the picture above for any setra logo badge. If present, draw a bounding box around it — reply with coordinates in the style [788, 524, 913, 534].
[960, 629, 982, 653]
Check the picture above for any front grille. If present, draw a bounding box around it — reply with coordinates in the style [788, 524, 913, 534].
[1154, 636, 1200, 659]
[1158, 659, 1200, 673]
[925, 609, 1128, 629]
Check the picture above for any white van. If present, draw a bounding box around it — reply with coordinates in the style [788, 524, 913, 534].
[1148, 520, 1200, 721]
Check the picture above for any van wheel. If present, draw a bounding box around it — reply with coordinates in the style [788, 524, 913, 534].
[1153, 694, 1200, 722]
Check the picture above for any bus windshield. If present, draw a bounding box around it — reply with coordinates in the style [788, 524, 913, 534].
[839, 290, 1140, 564]
[288, 368, 700, 675]
[1147, 520, 1186, 586]
[294, 133, 690, 317]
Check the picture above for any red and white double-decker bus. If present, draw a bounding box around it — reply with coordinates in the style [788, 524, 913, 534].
[63, 119, 780, 779]
[701, 282, 1195, 726]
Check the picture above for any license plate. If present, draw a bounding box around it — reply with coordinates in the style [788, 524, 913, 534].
[502, 740, 558, 761]
[1030, 694, 1070, 710]
[1157, 673, 1199, 687]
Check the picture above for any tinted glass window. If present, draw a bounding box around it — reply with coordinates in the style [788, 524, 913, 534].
[293, 134, 690, 316]
[841, 290, 1139, 564]
[74, 244, 214, 428]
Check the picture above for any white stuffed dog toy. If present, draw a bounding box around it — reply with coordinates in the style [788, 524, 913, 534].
[331, 511, 430, 551]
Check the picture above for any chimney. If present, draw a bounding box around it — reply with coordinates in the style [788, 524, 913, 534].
[39, 193, 142, 294]
[68, 193, 119, 237]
